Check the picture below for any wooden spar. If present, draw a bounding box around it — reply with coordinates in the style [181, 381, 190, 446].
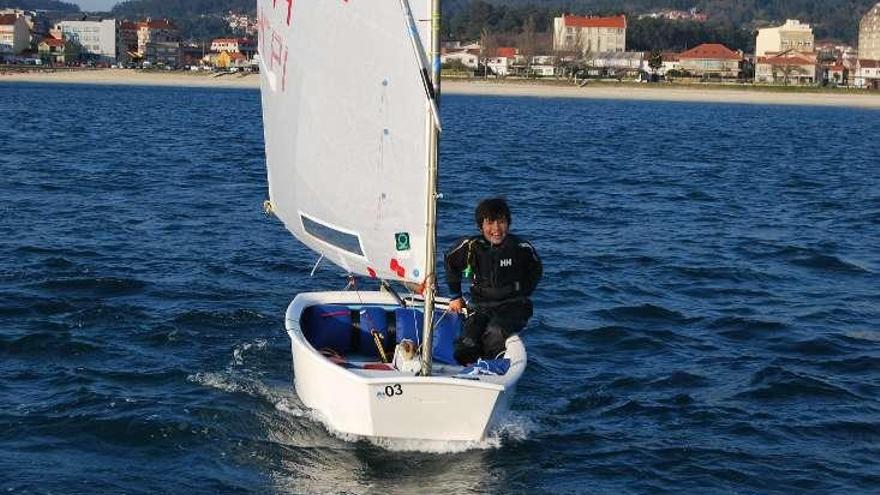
[420, 0, 442, 376]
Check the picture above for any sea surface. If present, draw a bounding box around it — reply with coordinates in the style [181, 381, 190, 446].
[1, 82, 879, 494]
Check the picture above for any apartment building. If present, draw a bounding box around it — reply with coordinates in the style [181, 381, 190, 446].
[859, 2, 880, 60]
[0, 14, 30, 56]
[755, 19, 814, 57]
[54, 19, 117, 62]
[553, 14, 627, 54]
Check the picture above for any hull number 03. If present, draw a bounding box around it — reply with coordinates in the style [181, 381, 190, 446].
[384, 384, 403, 397]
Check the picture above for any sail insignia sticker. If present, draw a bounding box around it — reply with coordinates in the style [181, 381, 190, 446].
[395, 232, 411, 251]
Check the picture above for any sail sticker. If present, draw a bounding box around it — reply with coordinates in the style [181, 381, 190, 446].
[367, 267, 377, 278]
[390, 259, 406, 278]
[395, 232, 411, 251]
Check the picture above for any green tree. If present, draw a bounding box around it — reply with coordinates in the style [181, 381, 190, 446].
[648, 49, 663, 80]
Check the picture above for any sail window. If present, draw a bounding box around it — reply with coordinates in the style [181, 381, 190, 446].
[301, 214, 365, 257]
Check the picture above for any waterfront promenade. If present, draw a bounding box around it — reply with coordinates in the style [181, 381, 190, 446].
[3, 68, 880, 109]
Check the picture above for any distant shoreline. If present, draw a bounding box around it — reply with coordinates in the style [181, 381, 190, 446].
[3, 68, 880, 109]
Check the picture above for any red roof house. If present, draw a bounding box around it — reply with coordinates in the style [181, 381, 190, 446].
[495, 46, 517, 58]
[677, 43, 742, 78]
[678, 43, 742, 61]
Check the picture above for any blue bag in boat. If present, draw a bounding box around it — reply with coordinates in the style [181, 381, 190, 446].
[458, 358, 511, 376]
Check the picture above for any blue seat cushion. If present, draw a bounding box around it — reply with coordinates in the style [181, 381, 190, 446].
[394, 307, 422, 344]
[357, 307, 389, 358]
[394, 308, 461, 365]
[432, 312, 461, 365]
[301, 304, 353, 354]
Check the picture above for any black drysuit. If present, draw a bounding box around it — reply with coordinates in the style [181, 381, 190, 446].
[444, 233, 542, 364]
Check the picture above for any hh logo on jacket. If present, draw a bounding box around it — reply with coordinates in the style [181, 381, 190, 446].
[500, 258, 513, 267]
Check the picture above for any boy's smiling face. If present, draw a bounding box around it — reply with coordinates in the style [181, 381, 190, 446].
[480, 217, 509, 246]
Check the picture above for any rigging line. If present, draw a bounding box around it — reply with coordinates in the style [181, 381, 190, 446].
[309, 254, 324, 277]
[398, 0, 442, 132]
[398, 281, 422, 347]
[350, 279, 389, 362]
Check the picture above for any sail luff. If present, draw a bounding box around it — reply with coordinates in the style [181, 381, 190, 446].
[420, 0, 442, 376]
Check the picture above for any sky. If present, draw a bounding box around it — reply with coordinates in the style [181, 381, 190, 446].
[71, 0, 119, 11]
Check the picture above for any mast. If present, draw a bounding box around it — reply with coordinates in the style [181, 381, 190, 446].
[420, 0, 441, 376]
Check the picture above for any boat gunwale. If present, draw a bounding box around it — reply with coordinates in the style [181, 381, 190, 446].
[285, 290, 525, 391]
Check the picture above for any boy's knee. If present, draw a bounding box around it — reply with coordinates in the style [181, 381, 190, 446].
[481, 323, 507, 359]
[454, 336, 480, 365]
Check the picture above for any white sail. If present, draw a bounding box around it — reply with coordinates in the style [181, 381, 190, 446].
[258, 0, 435, 283]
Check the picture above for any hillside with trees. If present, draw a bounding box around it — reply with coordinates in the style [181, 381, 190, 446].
[0, 0, 78, 11]
[465, 0, 877, 45]
[109, 0, 253, 40]
[6, 0, 872, 48]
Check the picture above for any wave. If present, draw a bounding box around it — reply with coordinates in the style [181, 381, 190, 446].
[792, 420, 880, 442]
[560, 390, 616, 414]
[34, 276, 147, 296]
[778, 355, 880, 375]
[650, 371, 711, 389]
[671, 264, 780, 284]
[790, 254, 870, 273]
[597, 303, 694, 323]
[0, 331, 102, 356]
[745, 243, 872, 274]
[172, 308, 268, 329]
[769, 337, 847, 356]
[13, 245, 101, 258]
[708, 316, 787, 341]
[843, 330, 880, 343]
[734, 366, 859, 401]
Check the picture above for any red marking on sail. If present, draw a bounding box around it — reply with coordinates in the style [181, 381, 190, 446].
[389, 259, 405, 278]
[285, 0, 294, 25]
[367, 267, 376, 278]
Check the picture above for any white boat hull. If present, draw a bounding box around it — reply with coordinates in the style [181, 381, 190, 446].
[285, 291, 526, 442]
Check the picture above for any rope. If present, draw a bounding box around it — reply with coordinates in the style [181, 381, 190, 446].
[350, 277, 389, 361]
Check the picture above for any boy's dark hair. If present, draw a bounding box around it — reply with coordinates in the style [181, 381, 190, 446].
[474, 197, 512, 228]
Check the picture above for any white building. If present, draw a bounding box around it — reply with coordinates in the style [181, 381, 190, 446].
[0, 13, 30, 56]
[529, 55, 557, 76]
[855, 59, 880, 88]
[210, 37, 255, 56]
[440, 50, 479, 69]
[487, 56, 512, 76]
[859, 2, 880, 60]
[593, 51, 643, 70]
[55, 19, 116, 62]
[755, 19, 814, 57]
[755, 52, 817, 85]
[640, 52, 681, 76]
[553, 14, 627, 54]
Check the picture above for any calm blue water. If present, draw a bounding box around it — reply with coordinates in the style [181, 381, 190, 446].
[1, 82, 879, 494]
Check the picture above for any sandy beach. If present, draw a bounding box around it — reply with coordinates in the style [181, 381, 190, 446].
[3, 68, 880, 109]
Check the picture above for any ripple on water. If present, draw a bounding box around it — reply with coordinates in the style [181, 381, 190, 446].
[707, 315, 787, 341]
[734, 366, 860, 402]
[596, 303, 695, 324]
[33, 276, 148, 296]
